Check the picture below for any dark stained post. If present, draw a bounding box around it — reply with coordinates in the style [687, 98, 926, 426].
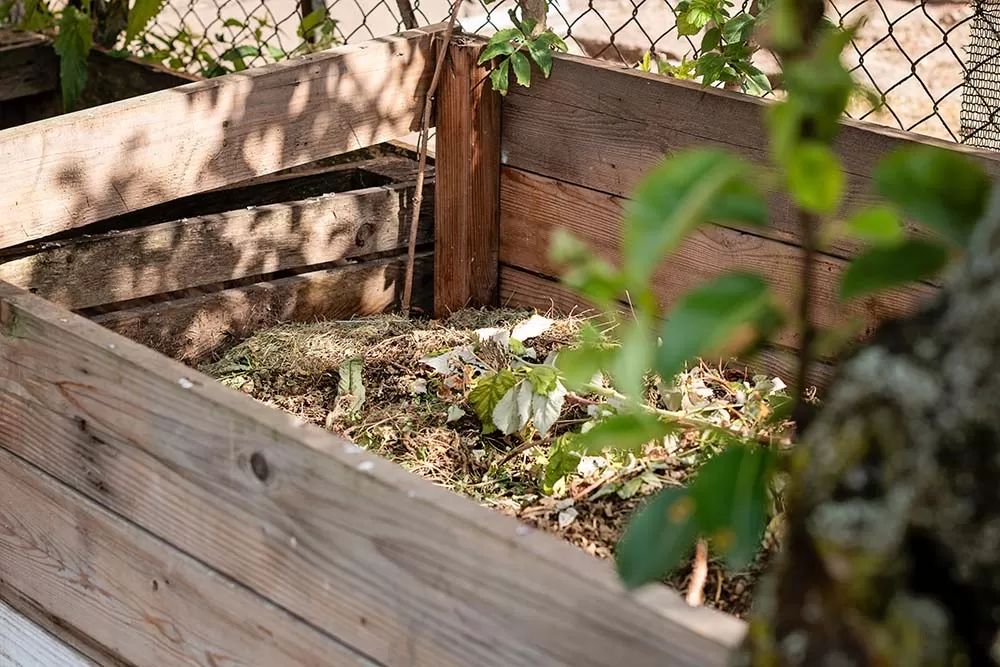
[433, 39, 501, 317]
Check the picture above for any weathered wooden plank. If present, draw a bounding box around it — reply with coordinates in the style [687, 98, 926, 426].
[498, 264, 836, 390]
[0, 181, 432, 310]
[434, 40, 501, 315]
[0, 449, 378, 667]
[501, 54, 1000, 260]
[0, 24, 445, 249]
[0, 583, 131, 667]
[78, 48, 196, 109]
[92, 252, 434, 361]
[0, 278, 744, 667]
[500, 167, 937, 350]
[0, 599, 97, 667]
[0, 31, 58, 101]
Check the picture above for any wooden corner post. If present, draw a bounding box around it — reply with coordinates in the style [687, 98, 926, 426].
[434, 39, 501, 316]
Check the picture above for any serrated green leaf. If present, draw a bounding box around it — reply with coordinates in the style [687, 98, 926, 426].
[723, 12, 755, 43]
[527, 365, 559, 395]
[845, 205, 903, 245]
[695, 51, 727, 85]
[689, 446, 775, 569]
[126, 0, 167, 42]
[840, 239, 949, 300]
[511, 50, 531, 87]
[543, 434, 583, 495]
[786, 141, 844, 215]
[875, 146, 991, 247]
[54, 6, 93, 111]
[625, 149, 766, 283]
[468, 369, 519, 432]
[616, 487, 698, 589]
[657, 272, 780, 381]
[527, 38, 553, 77]
[577, 413, 671, 455]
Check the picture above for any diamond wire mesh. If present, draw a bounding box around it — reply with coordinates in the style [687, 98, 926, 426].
[134, 1, 978, 143]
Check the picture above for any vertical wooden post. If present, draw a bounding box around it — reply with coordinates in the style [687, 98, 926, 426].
[434, 39, 501, 317]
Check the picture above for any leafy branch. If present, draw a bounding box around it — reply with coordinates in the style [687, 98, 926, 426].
[477, 2, 567, 95]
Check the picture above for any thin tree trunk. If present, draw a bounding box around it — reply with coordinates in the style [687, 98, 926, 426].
[741, 191, 1000, 665]
[518, 0, 546, 33]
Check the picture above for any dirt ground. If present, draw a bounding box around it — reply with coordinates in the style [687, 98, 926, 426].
[202, 310, 793, 618]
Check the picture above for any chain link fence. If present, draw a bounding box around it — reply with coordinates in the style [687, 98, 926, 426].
[138, 1, 986, 144]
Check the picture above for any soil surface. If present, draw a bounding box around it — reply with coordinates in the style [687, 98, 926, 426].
[203, 309, 793, 618]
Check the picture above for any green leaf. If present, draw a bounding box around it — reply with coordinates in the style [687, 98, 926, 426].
[543, 434, 583, 495]
[736, 62, 771, 96]
[527, 365, 559, 395]
[489, 27, 523, 45]
[609, 321, 653, 401]
[468, 369, 519, 432]
[701, 26, 721, 52]
[510, 50, 531, 87]
[223, 17, 243, 28]
[297, 6, 327, 37]
[576, 413, 671, 455]
[657, 273, 780, 381]
[722, 13, 755, 43]
[625, 149, 765, 283]
[534, 30, 568, 52]
[489, 58, 510, 95]
[477, 39, 516, 64]
[785, 141, 844, 215]
[845, 205, 903, 245]
[126, 0, 167, 43]
[554, 340, 613, 391]
[527, 38, 553, 77]
[550, 229, 624, 307]
[266, 45, 286, 60]
[840, 239, 949, 300]
[875, 146, 991, 247]
[616, 487, 699, 589]
[337, 356, 366, 413]
[689, 446, 775, 568]
[53, 6, 93, 111]
[694, 51, 727, 85]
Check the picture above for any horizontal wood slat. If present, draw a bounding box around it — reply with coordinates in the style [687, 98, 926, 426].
[0, 599, 97, 667]
[500, 167, 937, 351]
[501, 54, 1000, 260]
[0, 278, 745, 667]
[93, 252, 434, 361]
[0, 23, 445, 250]
[0, 449, 375, 667]
[499, 264, 836, 389]
[0, 181, 432, 310]
[0, 32, 58, 102]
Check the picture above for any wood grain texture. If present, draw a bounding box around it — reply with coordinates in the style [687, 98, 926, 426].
[0, 278, 745, 667]
[78, 47, 196, 109]
[0, 583, 131, 667]
[0, 599, 97, 667]
[500, 168, 938, 350]
[0, 181, 432, 310]
[0, 24, 445, 249]
[433, 40, 501, 315]
[93, 252, 434, 361]
[0, 32, 58, 102]
[498, 265, 836, 389]
[501, 54, 1000, 260]
[0, 450, 377, 667]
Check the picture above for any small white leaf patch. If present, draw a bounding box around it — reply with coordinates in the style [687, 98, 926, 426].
[511, 314, 554, 342]
[531, 381, 567, 437]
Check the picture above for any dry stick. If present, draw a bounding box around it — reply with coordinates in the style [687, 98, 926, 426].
[793, 209, 819, 424]
[396, 0, 418, 29]
[685, 539, 709, 607]
[401, 1, 463, 315]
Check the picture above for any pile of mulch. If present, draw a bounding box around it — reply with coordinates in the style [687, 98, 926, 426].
[203, 309, 792, 618]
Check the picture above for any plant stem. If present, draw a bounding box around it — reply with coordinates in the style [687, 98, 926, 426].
[401, 1, 462, 315]
[686, 539, 709, 607]
[793, 209, 817, 424]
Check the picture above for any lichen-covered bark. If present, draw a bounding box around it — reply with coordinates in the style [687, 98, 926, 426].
[741, 197, 1000, 665]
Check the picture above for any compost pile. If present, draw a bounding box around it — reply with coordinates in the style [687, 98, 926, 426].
[204, 310, 793, 617]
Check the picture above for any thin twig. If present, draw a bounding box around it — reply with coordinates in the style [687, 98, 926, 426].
[495, 438, 544, 467]
[395, 0, 418, 29]
[401, 1, 463, 314]
[793, 207, 818, 424]
[686, 539, 709, 607]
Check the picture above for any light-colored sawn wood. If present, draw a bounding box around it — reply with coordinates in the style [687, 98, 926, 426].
[500, 167, 937, 350]
[501, 53, 1000, 260]
[0, 278, 745, 667]
[0, 449, 376, 667]
[0, 599, 97, 667]
[0, 181, 431, 310]
[93, 252, 433, 361]
[0, 23, 445, 250]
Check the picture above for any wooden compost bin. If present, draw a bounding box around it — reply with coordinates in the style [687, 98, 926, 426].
[1, 24, 999, 667]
